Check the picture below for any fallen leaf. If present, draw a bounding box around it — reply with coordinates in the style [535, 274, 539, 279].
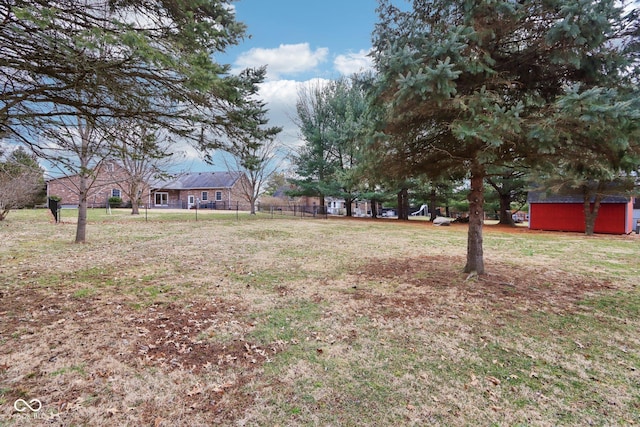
[187, 386, 203, 396]
[486, 376, 501, 386]
[469, 373, 480, 387]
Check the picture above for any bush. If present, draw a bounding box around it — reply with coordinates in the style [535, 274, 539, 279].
[108, 196, 122, 207]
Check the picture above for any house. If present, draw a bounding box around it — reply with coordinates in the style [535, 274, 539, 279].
[326, 197, 381, 217]
[326, 197, 346, 215]
[528, 192, 636, 234]
[148, 171, 248, 209]
[46, 161, 142, 208]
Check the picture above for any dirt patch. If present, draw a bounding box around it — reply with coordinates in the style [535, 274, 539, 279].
[353, 256, 613, 320]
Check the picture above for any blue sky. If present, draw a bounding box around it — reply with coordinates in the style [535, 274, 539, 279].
[226, 0, 378, 80]
[184, 0, 380, 172]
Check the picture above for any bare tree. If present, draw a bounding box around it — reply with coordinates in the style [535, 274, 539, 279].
[39, 114, 113, 242]
[111, 121, 179, 215]
[0, 146, 44, 220]
[217, 67, 283, 214]
[222, 137, 284, 214]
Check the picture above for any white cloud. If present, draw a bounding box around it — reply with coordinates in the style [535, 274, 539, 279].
[233, 43, 329, 79]
[334, 49, 373, 75]
[258, 78, 331, 149]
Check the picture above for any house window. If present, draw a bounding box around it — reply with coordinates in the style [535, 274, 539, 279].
[111, 188, 121, 198]
[106, 163, 114, 172]
[201, 191, 208, 201]
[215, 191, 222, 201]
[155, 192, 168, 206]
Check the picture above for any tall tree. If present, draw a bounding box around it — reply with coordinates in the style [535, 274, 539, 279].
[293, 76, 369, 216]
[0, 146, 44, 220]
[292, 80, 334, 207]
[372, 0, 639, 274]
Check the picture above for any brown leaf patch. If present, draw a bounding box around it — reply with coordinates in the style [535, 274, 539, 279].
[354, 256, 612, 319]
[127, 300, 286, 373]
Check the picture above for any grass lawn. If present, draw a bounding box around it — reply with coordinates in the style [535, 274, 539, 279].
[1, 208, 639, 426]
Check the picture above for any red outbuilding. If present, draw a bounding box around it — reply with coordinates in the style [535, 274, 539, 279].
[528, 193, 636, 235]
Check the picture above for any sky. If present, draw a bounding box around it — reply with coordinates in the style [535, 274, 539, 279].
[184, 0, 381, 172]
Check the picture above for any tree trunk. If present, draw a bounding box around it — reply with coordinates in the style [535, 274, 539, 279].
[130, 183, 140, 215]
[75, 174, 88, 243]
[250, 198, 257, 214]
[498, 193, 515, 226]
[371, 199, 378, 218]
[397, 188, 409, 220]
[583, 194, 603, 236]
[345, 197, 353, 217]
[429, 188, 437, 221]
[402, 189, 409, 220]
[464, 161, 485, 274]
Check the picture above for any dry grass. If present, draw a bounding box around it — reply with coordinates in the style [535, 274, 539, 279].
[1, 209, 639, 426]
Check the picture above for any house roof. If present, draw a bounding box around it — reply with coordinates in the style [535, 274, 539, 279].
[150, 171, 242, 190]
[527, 191, 631, 204]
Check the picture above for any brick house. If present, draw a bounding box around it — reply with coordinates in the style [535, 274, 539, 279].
[148, 171, 249, 209]
[46, 161, 144, 208]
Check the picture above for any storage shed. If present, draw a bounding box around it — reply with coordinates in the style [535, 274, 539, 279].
[527, 192, 635, 234]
